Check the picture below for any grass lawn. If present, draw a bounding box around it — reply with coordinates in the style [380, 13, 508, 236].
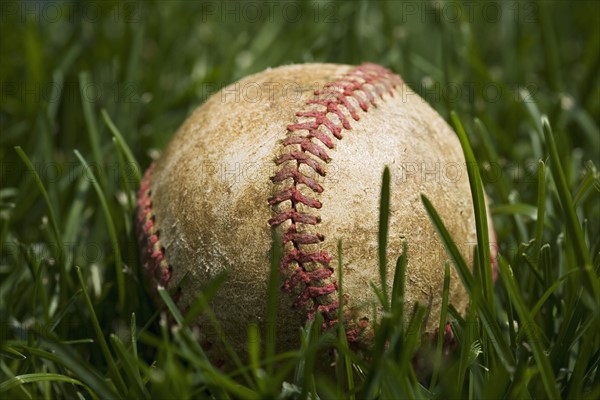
[1, 1, 599, 398]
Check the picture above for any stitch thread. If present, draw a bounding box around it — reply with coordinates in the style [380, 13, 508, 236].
[268, 63, 402, 339]
[136, 163, 172, 286]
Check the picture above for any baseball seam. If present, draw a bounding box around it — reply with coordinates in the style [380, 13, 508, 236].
[268, 63, 402, 340]
[136, 163, 171, 287]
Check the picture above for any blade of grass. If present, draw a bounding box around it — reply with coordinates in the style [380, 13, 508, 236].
[533, 270, 572, 319]
[0, 373, 95, 399]
[79, 71, 107, 190]
[17, 343, 114, 399]
[167, 317, 249, 398]
[118, 18, 145, 138]
[181, 272, 228, 326]
[32, 257, 49, 324]
[473, 119, 507, 198]
[46, 71, 64, 121]
[549, 292, 587, 379]
[421, 195, 474, 293]
[109, 334, 150, 398]
[542, 117, 591, 268]
[538, 0, 562, 92]
[582, 349, 600, 390]
[565, 327, 595, 399]
[378, 166, 391, 309]
[456, 304, 477, 392]
[247, 323, 265, 391]
[157, 287, 185, 326]
[14, 145, 67, 306]
[515, 269, 576, 344]
[74, 150, 125, 309]
[158, 285, 254, 386]
[534, 160, 547, 260]
[45, 290, 82, 334]
[14, 146, 63, 261]
[101, 110, 141, 184]
[62, 176, 90, 261]
[113, 138, 134, 217]
[395, 304, 427, 379]
[430, 261, 451, 389]
[497, 254, 560, 399]
[130, 313, 140, 377]
[474, 118, 527, 244]
[451, 112, 494, 312]
[519, 88, 545, 159]
[23, 19, 43, 110]
[0, 344, 26, 360]
[391, 241, 408, 344]
[421, 194, 515, 368]
[573, 161, 599, 205]
[300, 316, 322, 399]
[490, 203, 538, 219]
[335, 239, 355, 399]
[539, 244, 555, 297]
[382, 359, 419, 399]
[75, 266, 126, 395]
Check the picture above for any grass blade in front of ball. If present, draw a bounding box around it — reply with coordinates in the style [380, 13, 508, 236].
[451, 112, 495, 311]
[421, 194, 514, 367]
[429, 262, 451, 390]
[334, 239, 356, 395]
[378, 167, 391, 310]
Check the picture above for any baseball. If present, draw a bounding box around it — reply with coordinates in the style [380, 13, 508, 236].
[136, 63, 492, 366]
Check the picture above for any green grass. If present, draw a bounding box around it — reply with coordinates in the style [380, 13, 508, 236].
[1, 1, 599, 398]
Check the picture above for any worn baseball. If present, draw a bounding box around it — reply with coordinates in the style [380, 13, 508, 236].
[136, 63, 494, 366]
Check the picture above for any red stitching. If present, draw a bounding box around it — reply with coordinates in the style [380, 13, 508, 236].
[136, 163, 172, 287]
[275, 151, 327, 175]
[268, 63, 402, 338]
[282, 136, 331, 162]
[269, 209, 321, 226]
[271, 168, 324, 193]
[267, 186, 322, 209]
